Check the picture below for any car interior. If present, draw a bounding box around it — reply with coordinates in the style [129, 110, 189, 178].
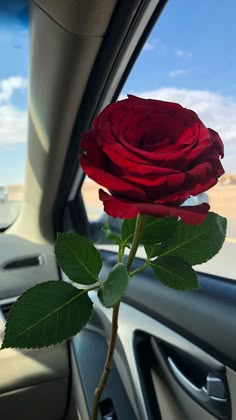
[0, 0, 236, 419]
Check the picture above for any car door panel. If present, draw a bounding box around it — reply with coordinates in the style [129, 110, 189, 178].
[0, 233, 70, 419]
[0, 377, 69, 420]
[124, 269, 236, 371]
[70, 250, 235, 419]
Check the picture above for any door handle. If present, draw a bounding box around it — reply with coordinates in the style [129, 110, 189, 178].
[168, 357, 229, 419]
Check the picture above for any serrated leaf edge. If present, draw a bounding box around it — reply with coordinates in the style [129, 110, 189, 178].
[151, 257, 199, 291]
[56, 233, 101, 284]
[1, 281, 93, 349]
[158, 213, 227, 264]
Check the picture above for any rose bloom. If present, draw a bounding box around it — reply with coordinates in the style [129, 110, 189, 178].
[80, 95, 224, 224]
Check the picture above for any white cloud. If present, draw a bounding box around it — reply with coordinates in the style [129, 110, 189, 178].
[143, 42, 155, 51]
[0, 77, 28, 146]
[0, 76, 27, 104]
[176, 49, 192, 58]
[119, 87, 236, 173]
[0, 105, 27, 145]
[168, 69, 187, 78]
[142, 38, 167, 55]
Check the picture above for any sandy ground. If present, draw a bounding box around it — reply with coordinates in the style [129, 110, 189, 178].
[81, 181, 236, 220]
[6, 181, 236, 220]
[207, 185, 236, 219]
[7, 185, 24, 202]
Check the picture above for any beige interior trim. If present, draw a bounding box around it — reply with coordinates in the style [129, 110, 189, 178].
[151, 368, 216, 420]
[33, 0, 117, 36]
[0, 377, 69, 420]
[9, 0, 117, 244]
[0, 342, 69, 393]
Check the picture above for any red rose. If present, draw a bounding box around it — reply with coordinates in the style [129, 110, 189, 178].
[80, 95, 224, 224]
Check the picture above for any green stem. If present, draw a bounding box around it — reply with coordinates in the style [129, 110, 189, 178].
[118, 243, 125, 263]
[126, 214, 146, 271]
[91, 303, 120, 420]
[130, 261, 148, 277]
[81, 284, 101, 294]
[91, 214, 145, 420]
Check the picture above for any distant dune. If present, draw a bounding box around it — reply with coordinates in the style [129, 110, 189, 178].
[208, 185, 236, 219]
[218, 174, 236, 185]
[6, 175, 236, 220]
[7, 184, 24, 202]
[82, 177, 236, 220]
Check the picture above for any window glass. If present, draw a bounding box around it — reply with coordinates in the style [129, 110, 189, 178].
[83, 0, 235, 279]
[82, 178, 104, 222]
[0, 2, 28, 228]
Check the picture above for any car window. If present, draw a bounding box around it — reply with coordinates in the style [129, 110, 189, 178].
[82, 0, 235, 280]
[0, 3, 28, 229]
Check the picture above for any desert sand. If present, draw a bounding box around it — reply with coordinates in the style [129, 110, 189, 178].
[6, 175, 236, 221]
[81, 178, 236, 220]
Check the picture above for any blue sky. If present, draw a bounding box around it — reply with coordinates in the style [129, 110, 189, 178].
[1, 0, 236, 185]
[124, 0, 236, 96]
[0, 1, 28, 185]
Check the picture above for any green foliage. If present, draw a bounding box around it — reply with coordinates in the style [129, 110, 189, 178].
[145, 243, 162, 259]
[157, 212, 227, 265]
[98, 263, 129, 308]
[2, 211, 227, 353]
[102, 223, 121, 245]
[55, 233, 102, 285]
[141, 216, 178, 244]
[2, 281, 93, 349]
[122, 216, 178, 246]
[150, 256, 199, 290]
[121, 218, 136, 245]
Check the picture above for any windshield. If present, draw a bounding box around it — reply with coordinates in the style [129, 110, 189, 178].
[121, 0, 236, 279]
[83, 0, 236, 280]
[0, 1, 28, 228]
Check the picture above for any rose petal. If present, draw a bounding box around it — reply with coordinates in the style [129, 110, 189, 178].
[208, 128, 224, 157]
[99, 189, 209, 225]
[127, 95, 183, 113]
[101, 141, 180, 177]
[80, 130, 107, 168]
[80, 155, 148, 201]
[80, 96, 224, 217]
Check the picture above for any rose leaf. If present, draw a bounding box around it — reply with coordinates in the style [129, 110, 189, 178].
[2, 281, 93, 349]
[151, 256, 199, 290]
[122, 215, 178, 246]
[55, 233, 102, 285]
[98, 263, 129, 308]
[157, 212, 227, 265]
[145, 243, 162, 259]
[121, 217, 137, 245]
[141, 215, 178, 245]
[102, 223, 122, 245]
